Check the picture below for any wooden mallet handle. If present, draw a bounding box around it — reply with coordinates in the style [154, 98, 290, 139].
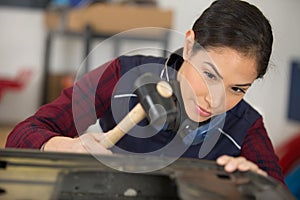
[99, 103, 146, 148]
[99, 80, 173, 149]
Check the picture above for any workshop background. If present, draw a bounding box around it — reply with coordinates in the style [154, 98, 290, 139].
[0, 0, 300, 198]
[0, 0, 300, 167]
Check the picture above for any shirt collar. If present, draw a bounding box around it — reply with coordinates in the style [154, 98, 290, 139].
[182, 114, 226, 145]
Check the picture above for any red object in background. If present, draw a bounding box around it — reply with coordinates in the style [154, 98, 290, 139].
[0, 69, 32, 100]
[276, 133, 300, 175]
[61, 74, 74, 89]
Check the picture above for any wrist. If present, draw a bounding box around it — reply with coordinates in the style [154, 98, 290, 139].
[43, 136, 73, 152]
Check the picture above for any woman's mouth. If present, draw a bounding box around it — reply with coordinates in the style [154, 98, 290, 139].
[195, 104, 212, 117]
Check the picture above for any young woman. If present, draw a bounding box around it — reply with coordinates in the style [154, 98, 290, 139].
[6, 0, 284, 184]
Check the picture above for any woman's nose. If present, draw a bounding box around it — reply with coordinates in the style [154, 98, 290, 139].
[204, 84, 226, 110]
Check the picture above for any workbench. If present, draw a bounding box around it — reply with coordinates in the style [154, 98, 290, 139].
[0, 149, 296, 200]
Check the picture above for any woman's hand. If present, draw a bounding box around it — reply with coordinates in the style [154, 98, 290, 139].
[216, 155, 268, 176]
[43, 132, 112, 155]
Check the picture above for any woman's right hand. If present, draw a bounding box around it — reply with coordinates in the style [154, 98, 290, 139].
[43, 132, 113, 155]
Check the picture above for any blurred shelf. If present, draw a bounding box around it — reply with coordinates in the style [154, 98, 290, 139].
[41, 3, 173, 105]
[45, 3, 173, 34]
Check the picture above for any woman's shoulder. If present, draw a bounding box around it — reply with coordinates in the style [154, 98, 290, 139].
[117, 55, 167, 76]
[227, 99, 263, 125]
[118, 55, 166, 67]
[222, 100, 264, 145]
[231, 99, 261, 116]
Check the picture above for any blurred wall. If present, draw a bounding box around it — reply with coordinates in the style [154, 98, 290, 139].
[0, 7, 45, 123]
[0, 0, 300, 147]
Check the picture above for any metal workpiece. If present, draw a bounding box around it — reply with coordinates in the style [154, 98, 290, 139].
[0, 149, 296, 200]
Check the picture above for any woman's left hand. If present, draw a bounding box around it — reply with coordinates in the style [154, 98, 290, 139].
[216, 155, 268, 176]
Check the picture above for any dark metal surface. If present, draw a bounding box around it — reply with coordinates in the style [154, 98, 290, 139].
[57, 171, 179, 200]
[0, 149, 296, 200]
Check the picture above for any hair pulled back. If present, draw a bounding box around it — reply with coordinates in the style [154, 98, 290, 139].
[192, 0, 273, 78]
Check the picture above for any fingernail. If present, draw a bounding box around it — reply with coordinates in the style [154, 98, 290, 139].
[217, 157, 225, 164]
[226, 164, 235, 171]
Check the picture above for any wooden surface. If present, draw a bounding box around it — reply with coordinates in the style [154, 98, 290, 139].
[0, 126, 13, 148]
[44, 3, 173, 35]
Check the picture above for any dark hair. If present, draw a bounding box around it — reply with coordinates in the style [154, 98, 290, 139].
[192, 0, 273, 78]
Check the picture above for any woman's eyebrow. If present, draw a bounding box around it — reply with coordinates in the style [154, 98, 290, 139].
[202, 61, 252, 87]
[234, 83, 252, 87]
[204, 61, 223, 79]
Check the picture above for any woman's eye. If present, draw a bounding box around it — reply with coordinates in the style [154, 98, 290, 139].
[232, 87, 246, 94]
[204, 71, 216, 80]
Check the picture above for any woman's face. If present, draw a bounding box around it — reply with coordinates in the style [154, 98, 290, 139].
[178, 47, 257, 122]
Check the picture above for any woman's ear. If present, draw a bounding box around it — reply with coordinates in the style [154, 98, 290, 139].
[183, 29, 195, 60]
